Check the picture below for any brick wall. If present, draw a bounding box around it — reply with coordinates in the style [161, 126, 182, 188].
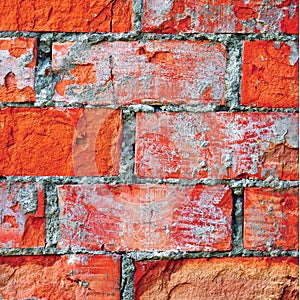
[0, 1, 298, 299]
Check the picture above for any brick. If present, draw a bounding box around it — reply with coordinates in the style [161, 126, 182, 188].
[0, 0, 132, 32]
[143, 0, 299, 34]
[52, 41, 226, 106]
[134, 257, 299, 300]
[0, 254, 120, 299]
[241, 41, 299, 108]
[244, 187, 299, 251]
[0, 108, 122, 176]
[58, 184, 232, 251]
[0, 182, 45, 248]
[135, 112, 299, 180]
[0, 38, 36, 103]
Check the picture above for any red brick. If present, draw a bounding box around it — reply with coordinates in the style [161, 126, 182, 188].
[134, 257, 299, 300]
[244, 187, 299, 251]
[0, 254, 120, 299]
[52, 41, 226, 106]
[0, 38, 36, 103]
[143, 0, 299, 34]
[135, 112, 299, 180]
[0, 108, 122, 176]
[0, 182, 45, 248]
[0, 0, 132, 32]
[58, 184, 232, 251]
[241, 41, 299, 108]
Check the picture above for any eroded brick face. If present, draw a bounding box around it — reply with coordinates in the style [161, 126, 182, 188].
[135, 112, 299, 180]
[134, 257, 299, 300]
[0, 182, 45, 248]
[0, 254, 120, 299]
[52, 41, 226, 106]
[0, 108, 122, 176]
[143, 0, 299, 34]
[244, 187, 299, 251]
[241, 41, 299, 108]
[58, 184, 232, 251]
[0, 38, 37, 103]
[0, 0, 132, 32]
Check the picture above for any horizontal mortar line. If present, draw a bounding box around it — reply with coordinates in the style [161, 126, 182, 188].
[0, 31, 298, 42]
[0, 103, 298, 114]
[0, 176, 298, 189]
[0, 248, 298, 258]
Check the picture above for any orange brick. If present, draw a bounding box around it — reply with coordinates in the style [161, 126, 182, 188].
[0, 108, 122, 176]
[58, 184, 232, 251]
[143, 0, 299, 34]
[0, 38, 36, 103]
[0, 254, 120, 299]
[241, 41, 299, 108]
[0, 0, 132, 32]
[244, 187, 299, 251]
[134, 257, 299, 300]
[52, 41, 226, 106]
[135, 112, 299, 180]
[0, 182, 45, 248]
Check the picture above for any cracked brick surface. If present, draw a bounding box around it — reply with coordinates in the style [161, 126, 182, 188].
[0, 0, 132, 32]
[143, 0, 299, 34]
[241, 41, 299, 108]
[0, 254, 120, 299]
[134, 257, 299, 300]
[52, 41, 226, 106]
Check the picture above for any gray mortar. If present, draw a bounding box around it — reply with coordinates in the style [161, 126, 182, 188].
[43, 182, 61, 248]
[15, 184, 38, 214]
[121, 255, 135, 300]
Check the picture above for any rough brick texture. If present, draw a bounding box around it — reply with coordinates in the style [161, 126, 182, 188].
[244, 187, 299, 251]
[58, 184, 232, 251]
[143, 0, 299, 34]
[0, 0, 132, 32]
[0, 38, 37, 103]
[135, 257, 299, 300]
[0, 254, 120, 299]
[136, 112, 299, 180]
[0, 182, 45, 248]
[52, 41, 226, 106]
[0, 108, 122, 176]
[242, 41, 299, 108]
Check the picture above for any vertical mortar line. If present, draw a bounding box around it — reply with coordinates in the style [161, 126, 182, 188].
[132, 0, 144, 33]
[119, 109, 137, 183]
[120, 254, 135, 300]
[35, 33, 56, 107]
[43, 180, 61, 250]
[224, 36, 243, 111]
[230, 187, 244, 255]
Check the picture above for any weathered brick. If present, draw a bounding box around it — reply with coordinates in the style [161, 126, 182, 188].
[0, 182, 45, 248]
[143, 0, 299, 34]
[0, 38, 36, 103]
[0, 254, 120, 299]
[134, 257, 299, 300]
[241, 41, 299, 108]
[0, 108, 122, 176]
[0, 0, 132, 32]
[244, 187, 299, 251]
[135, 112, 299, 180]
[58, 184, 232, 251]
[52, 41, 226, 106]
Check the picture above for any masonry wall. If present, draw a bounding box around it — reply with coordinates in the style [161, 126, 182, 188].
[0, 1, 298, 299]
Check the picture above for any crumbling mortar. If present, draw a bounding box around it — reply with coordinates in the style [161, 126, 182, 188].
[0, 102, 298, 114]
[0, 247, 297, 260]
[121, 255, 135, 300]
[0, 177, 298, 190]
